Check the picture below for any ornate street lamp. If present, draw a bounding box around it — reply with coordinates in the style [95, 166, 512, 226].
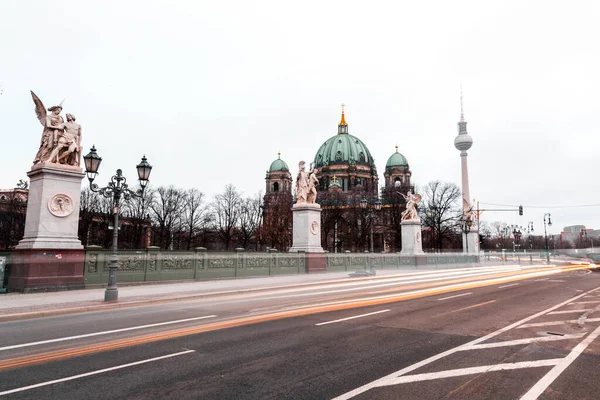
[461, 217, 473, 253]
[543, 213, 552, 264]
[83, 146, 152, 301]
[512, 228, 522, 252]
[359, 198, 382, 274]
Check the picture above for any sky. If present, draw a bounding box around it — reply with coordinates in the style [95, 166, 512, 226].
[1, 0, 599, 237]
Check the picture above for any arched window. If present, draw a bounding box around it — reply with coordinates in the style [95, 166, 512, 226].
[273, 182, 280, 192]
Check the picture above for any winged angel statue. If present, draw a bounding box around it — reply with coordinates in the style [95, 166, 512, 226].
[31, 91, 81, 167]
[400, 190, 421, 221]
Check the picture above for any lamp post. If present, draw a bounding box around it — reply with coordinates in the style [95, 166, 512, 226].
[461, 217, 473, 254]
[500, 226, 510, 251]
[543, 213, 552, 264]
[527, 222, 534, 250]
[512, 227, 522, 252]
[360, 197, 382, 274]
[83, 146, 152, 301]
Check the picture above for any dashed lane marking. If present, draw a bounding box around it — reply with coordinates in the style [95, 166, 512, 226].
[0, 315, 217, 352]
[437, 292, 472, 301]
[569, 301, 600, 305]
[0, 350, 195, 396]
[315, 309, 390, 326]
[432, 300, 496, 318]
[498, 283, 519, 289]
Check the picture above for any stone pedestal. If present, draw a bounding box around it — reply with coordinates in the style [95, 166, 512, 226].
[8, 163, 85, 292]
[463, 230, 479, 254]
[289, 203, 324, 253]
[16, 164, 84, 249]
[400, 219, 424, 255]
[9, 249, 85, 292]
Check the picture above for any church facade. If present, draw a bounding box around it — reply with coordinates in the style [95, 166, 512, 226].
[262, 108, 414, 253]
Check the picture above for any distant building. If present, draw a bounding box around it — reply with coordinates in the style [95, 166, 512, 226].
[563, 225, 586, 235]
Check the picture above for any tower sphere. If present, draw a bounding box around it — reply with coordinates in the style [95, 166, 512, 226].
[454, 133, 473, 152]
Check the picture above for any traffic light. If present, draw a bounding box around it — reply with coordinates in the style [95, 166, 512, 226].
[519, 205, 523, 216]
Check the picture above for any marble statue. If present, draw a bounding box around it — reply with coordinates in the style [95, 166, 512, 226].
[31, 91, 81, 167]
[295, 161, 309, 204]
[400, 190, 421, 221]
[47, 113, 81, 166]
[307, 168, 319, 204]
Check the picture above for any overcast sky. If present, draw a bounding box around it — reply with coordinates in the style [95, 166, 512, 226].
[1, 0, 599, 236]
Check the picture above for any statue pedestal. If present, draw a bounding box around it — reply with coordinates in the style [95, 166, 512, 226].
[289, 203, 324, 253]
[463, 230, 479, 254]
[400, 219, 424, 255]
[9, 164, 85, 292]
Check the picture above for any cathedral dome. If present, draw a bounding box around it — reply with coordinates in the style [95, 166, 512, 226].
[268, 153, 289, 172]
[313, 133, 374, 168]
[386, 147, 409, 167]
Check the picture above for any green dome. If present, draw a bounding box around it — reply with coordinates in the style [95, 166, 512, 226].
[269, 157, 289, 172]
[386, 149, 409, 167]
[314, 133, 375, 168]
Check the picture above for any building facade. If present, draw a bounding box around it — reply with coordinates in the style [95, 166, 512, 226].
[262, 108, 414, 253]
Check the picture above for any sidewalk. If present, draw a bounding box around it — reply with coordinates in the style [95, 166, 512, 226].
[0, 269, 416, 321]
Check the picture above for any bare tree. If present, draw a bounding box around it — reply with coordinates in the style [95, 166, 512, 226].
[260, 192, 293, 251]
[182, 188, 209, 250]
[420, 181, 461, 251]
[77, 188, 113, 248]
[121, 185, 155, 249]
[238, 192, 263, 250]
[150, 186, 187, 250]
[211, 184, 242, 250]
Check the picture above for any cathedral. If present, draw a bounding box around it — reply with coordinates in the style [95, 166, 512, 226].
[262, 107, 414, 253]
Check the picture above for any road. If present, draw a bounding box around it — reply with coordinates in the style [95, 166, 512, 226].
[1, 263, 600, 399]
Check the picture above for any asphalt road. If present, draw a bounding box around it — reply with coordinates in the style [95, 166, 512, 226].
[1, 264, 599, 400]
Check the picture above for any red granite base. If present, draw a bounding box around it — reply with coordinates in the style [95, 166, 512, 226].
[305, 252, 327, 273]
[7, 249, 85, 293]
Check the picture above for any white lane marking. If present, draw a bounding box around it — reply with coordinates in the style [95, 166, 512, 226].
[262, 268, 525, 300]
[378, 359, 561, 386]
[548, 309, 593, 315]
[520, 324, 600, 400]
[517, 317, 600, 329]
[437, 292, 472, 301]
[0, 315, 217, 352]
[331, 285, 600, 400]
[570, 301, 600, 305]
[0, 349, 195, 396]
[315, 309, 390, 326]
[499, 283, 519, 289]
[463, 333, 587, 350]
